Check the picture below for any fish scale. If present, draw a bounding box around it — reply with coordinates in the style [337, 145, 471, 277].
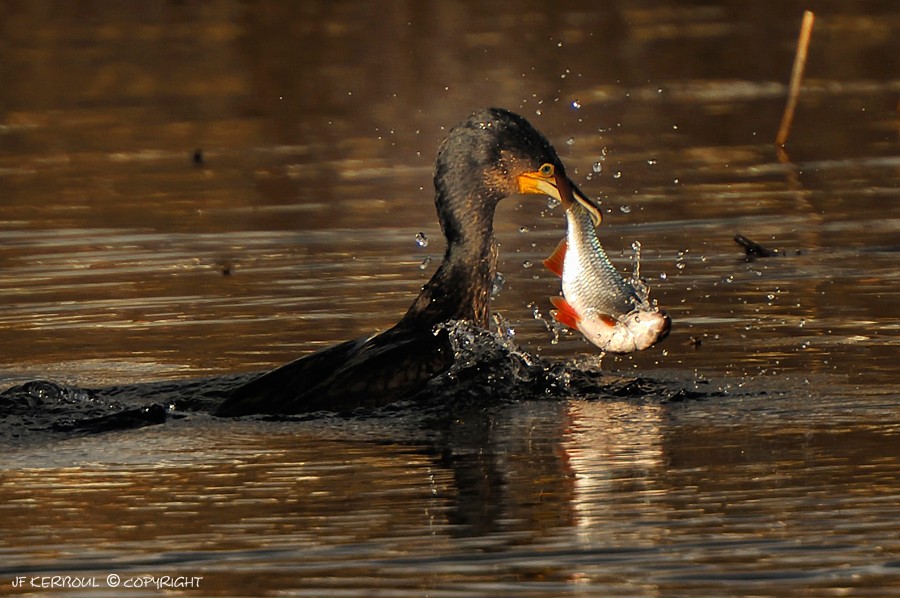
[563, 202, 640, 317]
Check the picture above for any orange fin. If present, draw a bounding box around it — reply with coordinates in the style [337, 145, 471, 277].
[549, 296, 580, 330]
[543, 238, 568, 278]
[596, 313, 618, 327]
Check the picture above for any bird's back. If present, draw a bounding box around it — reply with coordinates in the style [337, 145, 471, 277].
[214, 323, 454, 416]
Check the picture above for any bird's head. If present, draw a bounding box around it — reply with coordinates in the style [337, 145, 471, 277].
[434, 108, 602, 239]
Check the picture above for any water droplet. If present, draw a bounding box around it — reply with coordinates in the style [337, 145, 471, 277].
[547, 196, 561, 209]
[627, 244, 649, 306]
[647, 159, 657, 166]
[519, 226, 530, 233]
[491, 273, 505, 297]
[619, 205, 631, 214]
[659, 272, 668, 280]
[415, 232, 429, 247]
[523, 260, 533, 269]
[724, 275, 734, 283]
[592, 162, 603, 173]
[676, 262, 686, 270]
[419, 256, 432, 270]
[613, 171, 622, 179]
[571, 99, 581, 109]
[566, 137, 575, 146]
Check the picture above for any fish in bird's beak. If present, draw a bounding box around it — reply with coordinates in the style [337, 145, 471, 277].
[534, 163, 670, 354]
[517, 163, 602, 226]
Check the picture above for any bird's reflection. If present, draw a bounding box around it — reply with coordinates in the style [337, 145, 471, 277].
[422, 398, 665, 540]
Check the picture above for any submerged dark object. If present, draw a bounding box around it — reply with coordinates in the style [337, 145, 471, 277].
[735, 233, 782, 258]
[215, 108, 603, 417]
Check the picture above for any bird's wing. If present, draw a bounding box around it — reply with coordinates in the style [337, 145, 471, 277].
[214, 328, 453, 416]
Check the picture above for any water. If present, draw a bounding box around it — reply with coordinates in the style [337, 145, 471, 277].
[2, 1, 900, 595]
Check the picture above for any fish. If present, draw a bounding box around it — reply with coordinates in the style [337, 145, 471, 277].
[543, 201, 671, 353]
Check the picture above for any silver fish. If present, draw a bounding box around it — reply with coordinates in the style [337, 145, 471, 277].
[544, 201, 670, 353]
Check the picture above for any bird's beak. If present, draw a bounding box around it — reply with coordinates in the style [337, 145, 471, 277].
[517, 168, 602, 226]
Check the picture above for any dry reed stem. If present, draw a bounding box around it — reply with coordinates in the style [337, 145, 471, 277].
[776, 10, 815, 148]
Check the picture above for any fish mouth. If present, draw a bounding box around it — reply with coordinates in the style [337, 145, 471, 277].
[555, 173, 602, 226]
[606, 308, 671, 353]
[656, 310, 672, 342]
[628, 308, 671, 346]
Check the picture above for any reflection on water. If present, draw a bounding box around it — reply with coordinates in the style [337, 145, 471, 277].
[2, 0, 900, 595]
[2, 402, 897, 594]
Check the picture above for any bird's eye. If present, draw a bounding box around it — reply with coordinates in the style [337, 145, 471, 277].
[539, 163, 555, 177]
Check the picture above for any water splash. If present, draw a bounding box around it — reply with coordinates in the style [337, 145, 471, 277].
[491, 272, 505, 297]
[491, 312, 516, 341]
[628, 240, 651, 308]
[630, 240, 642, 281]
[529, 301, 562, 346]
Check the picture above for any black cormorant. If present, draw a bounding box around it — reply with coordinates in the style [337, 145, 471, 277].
[215, 108, 601, 416]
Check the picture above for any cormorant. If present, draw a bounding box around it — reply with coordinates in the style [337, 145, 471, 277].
[215, 108, 601, 416]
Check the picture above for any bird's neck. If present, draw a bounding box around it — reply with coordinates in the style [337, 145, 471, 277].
[399, 204, 498, 330]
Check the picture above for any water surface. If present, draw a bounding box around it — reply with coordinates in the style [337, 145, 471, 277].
[1, 1, 899, 595]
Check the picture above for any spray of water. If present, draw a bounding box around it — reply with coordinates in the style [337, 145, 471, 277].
[629, 240, 651, 308]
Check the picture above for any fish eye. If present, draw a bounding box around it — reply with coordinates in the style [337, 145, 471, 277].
[539, 163, 555, 177]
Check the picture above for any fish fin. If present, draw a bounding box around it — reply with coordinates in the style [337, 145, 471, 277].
[542, 239, 568, 278]
[597, 313, 618, 327]
[549, 296, 580, 330]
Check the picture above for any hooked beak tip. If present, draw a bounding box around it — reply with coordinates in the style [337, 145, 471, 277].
[554, 172, 601, 225]
[571, 185, 603, 226]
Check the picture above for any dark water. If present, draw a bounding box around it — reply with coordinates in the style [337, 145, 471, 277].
[2, 1, 900, 595]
